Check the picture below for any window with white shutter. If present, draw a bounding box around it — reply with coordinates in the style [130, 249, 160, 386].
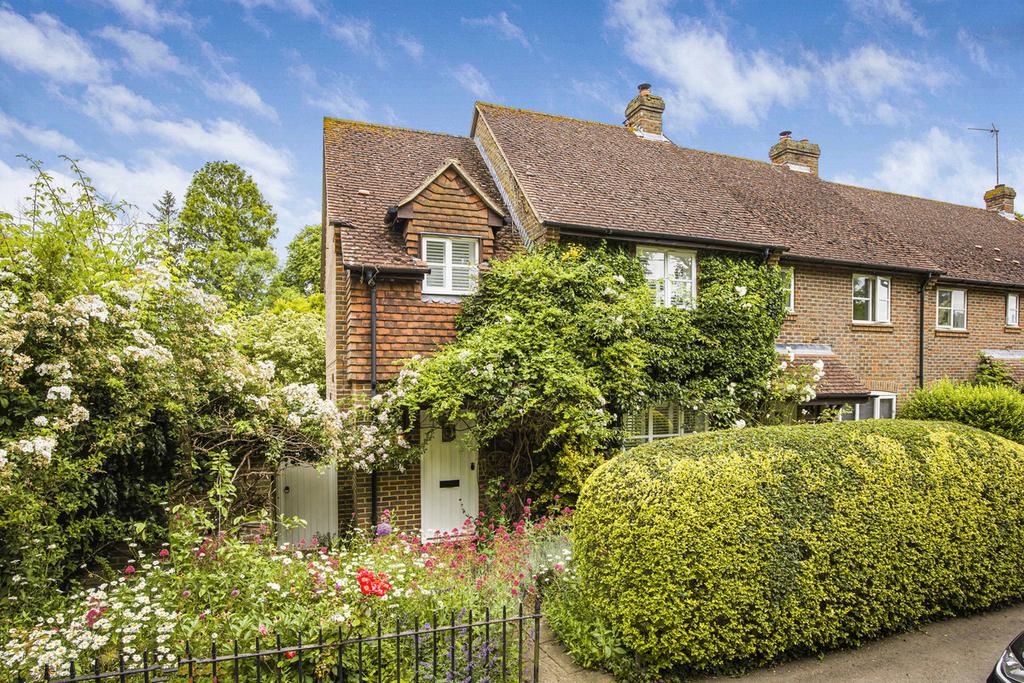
[421, 236, 479, 295]
[638, 247, 697, 309]
[852, 274, 890, 323]
[622, 402, 705, 449]
[936, 288, 967, 330]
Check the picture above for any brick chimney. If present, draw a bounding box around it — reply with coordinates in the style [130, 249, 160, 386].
[769, 131, 821, 176]
[985, 184, 1016, 213]
[624, 83, 665, 137]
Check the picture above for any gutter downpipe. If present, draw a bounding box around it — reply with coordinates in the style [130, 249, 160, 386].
[919, 272, 935, 389]
[368, 268, 379, 528]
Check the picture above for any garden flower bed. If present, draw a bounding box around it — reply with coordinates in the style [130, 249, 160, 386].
[2, 508, 571, 681]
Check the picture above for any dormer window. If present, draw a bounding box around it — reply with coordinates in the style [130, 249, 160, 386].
[422, 236, 479, 295]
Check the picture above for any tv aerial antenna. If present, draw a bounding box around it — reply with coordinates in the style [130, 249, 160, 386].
[968, 124, 1000, 185]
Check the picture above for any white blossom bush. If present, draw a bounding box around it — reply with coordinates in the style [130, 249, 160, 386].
[0, 161, 355, 616]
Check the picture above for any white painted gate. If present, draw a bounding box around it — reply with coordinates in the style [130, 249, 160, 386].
[420, 422, 478, 540]
[277, 463, 338, 547]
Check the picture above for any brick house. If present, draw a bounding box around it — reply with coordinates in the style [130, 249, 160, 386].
[291, 85, 1024, 542]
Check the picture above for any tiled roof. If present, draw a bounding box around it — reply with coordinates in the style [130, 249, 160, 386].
[323, 118, 514, 270]
[830, 184, 1024, 285]
[473, 102, 1024, 284]
[786, 356, 868, 403]
[473, 103, 786, 249]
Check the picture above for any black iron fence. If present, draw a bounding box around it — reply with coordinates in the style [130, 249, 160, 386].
[18, 601, 543, 683]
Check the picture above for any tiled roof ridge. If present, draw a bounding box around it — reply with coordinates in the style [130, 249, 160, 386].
[475, 104, 1017, 217]
[474, 101, 626, 130]
[825, 178, 1018, 216]
[323, 116, 468, 140]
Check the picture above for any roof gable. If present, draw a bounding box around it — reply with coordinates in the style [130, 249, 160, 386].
[396, 158, 504, 217]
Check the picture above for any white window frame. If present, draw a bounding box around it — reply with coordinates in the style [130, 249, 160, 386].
[1007, 293, 1020, 328]
[936, 287, 968, 331]
[840, 392, 897, 421]
[852, 274, 890, 323]
[421, 235, 479, 296]
[637, 247, 697, 310]
[623, 402, 704, 448]
[782, 267, 795, 313]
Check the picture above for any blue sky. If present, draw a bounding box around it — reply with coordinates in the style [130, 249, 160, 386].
[1, 0, 1022, 254]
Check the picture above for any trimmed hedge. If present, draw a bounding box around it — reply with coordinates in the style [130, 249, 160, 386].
[573, 420, 1024, 676]
[901, 380, 1024, 445]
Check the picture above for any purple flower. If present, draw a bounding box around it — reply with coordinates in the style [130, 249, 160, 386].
[375, 521, 392, 536]
[181, 590, 191, 598]
[230, 588, 240, 597]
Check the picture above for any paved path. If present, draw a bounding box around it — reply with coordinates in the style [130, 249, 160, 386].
[540, 603, 1024, 681]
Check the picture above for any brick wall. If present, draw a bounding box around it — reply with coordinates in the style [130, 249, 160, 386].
[779, 262, 1024, 406]
[925, 284, 1022, 383]
[334, 167, 504, 532]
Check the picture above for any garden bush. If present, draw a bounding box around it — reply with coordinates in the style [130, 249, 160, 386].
[572, 420, 1024, 677]
[901, 380, 1024, 445]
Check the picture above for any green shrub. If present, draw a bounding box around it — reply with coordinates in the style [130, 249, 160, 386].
[901, 380, 1024, 444]
[975, 354, 1017, 388]
[572, 421, 1024, 677]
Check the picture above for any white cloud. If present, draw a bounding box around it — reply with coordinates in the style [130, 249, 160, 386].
[0, 111, 80, 153]
[81, 84, 161, 134]
[331, 16, 384, 66]
[0, 158, 76, 217]
[97, 26, 187, 75]
[834, 127, 1022, 206]
[571, 79, 623, 118]
[608, 0, 809, 129]
[958, 29, 992, 73]
[79, 152, 192, 212]
[144, 118, 293, 202]
[0, 9, 108, 84]
[846, 0, 927, 37]
[103, 0, 192, 31]
[291, 64, 370, 120]
[201, 75, 278, 121]
[819, 45, 950, 124]
[450, 64, 494, 100]
[232, 0, 321, 20]
[395, 33, 424, 60]
[461, 12, 530, 49]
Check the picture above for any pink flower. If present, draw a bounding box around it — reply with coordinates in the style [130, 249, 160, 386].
[230, 588, 240, 597]
[199, 612, 207, 621]
[123, 565, 135, 575]
[258, 624, 269, 637]
[158, 549, 169, 558]
[181, 590, 191, 598]
[554, 562, 565, 572]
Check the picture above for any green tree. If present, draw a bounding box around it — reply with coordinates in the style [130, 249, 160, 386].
[174, 162, 278, 310]
[149, 190, 177, 229]
[280, 224, 322, 294]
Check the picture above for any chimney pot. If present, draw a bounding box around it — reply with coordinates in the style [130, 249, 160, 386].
[769, 132, 821, 176]
[624, 83, 666, 137]
[985, 184, 1016, 213]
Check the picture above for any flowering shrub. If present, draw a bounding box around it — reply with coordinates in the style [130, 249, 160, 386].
[0, 161, 359, 611]
[1, 505, 570, 680]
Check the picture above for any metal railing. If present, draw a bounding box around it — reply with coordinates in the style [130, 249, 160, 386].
[19, 600, 543, 683]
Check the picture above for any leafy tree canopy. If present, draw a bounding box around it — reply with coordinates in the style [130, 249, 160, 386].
[280, 224, 322, 295]
[174, 161, 278, 310]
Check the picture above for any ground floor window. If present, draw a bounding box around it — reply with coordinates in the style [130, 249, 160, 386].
[623, 402, 705, 448]
[839, 392, 896, 421]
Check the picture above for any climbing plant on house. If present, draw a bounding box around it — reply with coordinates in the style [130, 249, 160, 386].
[360, 244, 813, 507]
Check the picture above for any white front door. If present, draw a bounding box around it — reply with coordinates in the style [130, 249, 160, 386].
[420, 421, 479, 540]
[277, 463, 338, 547]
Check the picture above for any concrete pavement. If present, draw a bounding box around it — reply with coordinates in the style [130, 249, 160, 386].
[540, 603, 1024, 681]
